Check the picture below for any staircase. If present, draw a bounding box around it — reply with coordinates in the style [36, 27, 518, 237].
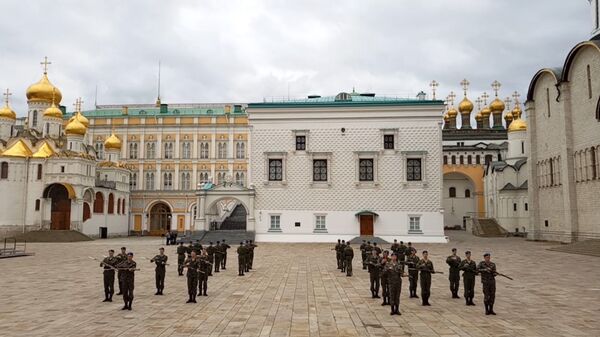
[14, 230, 93, 242]
[220, 204, 247, 230]
[472, 218, 509, 237]
[199, 230, 255, 245]
[348, 236, 389, 245]
[548, 239, 600, 257]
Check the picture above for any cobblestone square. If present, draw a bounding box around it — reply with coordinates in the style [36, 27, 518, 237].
[1, 232, 599, 337]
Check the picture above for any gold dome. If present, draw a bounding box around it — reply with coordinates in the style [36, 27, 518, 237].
[2, 140, 33, 158]
[508, 118, 527, 132]
[458, 97, 474, 114]
[68, 111, 89, 128]
[104, 132, 122, 150]
[447, 107, 458, 118]
[504, 112, 513, 122]
[65, 118, 87, 136]
[489, 98, 505, 113]
[443, 113, 450, 122]
[26, 73, 62, 104]
[43, 102, 63, 119]
[481, 106, 492, 117]
[512, 105, 522, 119]
[475, 112, 483, 122]
[0, 103, 16, 120]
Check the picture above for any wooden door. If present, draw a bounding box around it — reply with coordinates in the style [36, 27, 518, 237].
[177, 215, 185, 232]
[134, 215, 142, 232]
[360, 215, 374, 236]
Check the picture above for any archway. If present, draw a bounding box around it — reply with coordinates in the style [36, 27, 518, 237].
[443, 171, 478, 228]
[43, 184, 72, 230]
[149, 202, 172, 235]
[206, 198, 248, 230]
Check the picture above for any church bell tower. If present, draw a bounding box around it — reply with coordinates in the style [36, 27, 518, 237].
[591, 0, 600, 40]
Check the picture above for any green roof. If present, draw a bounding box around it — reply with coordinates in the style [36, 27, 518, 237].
[65, 104, 247, 119]
[249, 93, 443, 108]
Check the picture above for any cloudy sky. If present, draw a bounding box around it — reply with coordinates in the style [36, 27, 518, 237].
[0, 0, 592, 116]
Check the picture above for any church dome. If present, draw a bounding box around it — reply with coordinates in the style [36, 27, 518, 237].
[511, 105, 522, 119]
[504, 112, 514, 123]
[508, 118, 527, 132]
[481, 106, 492, 117]
[43, 102, 63, 119]
[104, 132, 122, 150]
[489, 98, 505, 113]
[26, 73, 62, 104]
[447, 107, 458, 118]
[458, 97, 474, 114]
[68, 111, 89, 127]
[65, 118, 87, 136]
[475, 111, 483, 122]
[0, 103, 16, 120]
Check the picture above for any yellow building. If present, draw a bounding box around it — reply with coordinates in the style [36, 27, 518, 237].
[74, 103, 249, 236]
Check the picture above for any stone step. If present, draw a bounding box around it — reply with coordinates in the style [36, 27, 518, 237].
[13, 230, 93, 243]
[548, 239, 600, 257]
[347, 236, 389, 245]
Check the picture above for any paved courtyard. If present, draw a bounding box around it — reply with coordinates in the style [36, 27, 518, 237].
[0, 231, 599, 337]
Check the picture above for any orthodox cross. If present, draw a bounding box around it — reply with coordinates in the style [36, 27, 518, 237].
[481, 92, 490, 105]
[40, 56, 51, 74]
[475, 97, 482, 111]
[3, 88, 12, 105]
[429, 80, 439, 100]
[504, 97, 512, 111]
[491, 80, 501, 97]
[448, 91, 456, 107]
[460, 79, 470, 96]
[512, 91, 521, 104]
[74, 97, 84, 112]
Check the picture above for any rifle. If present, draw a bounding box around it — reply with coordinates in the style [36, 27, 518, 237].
[142, 256, 170, 266]
[408, 267, 444, 274]
[478, 268, 513, 280]
[89, 256, 140, 271]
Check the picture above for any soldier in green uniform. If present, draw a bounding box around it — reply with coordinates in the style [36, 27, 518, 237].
[446, 248, 462, 299]
[198, 249, 210, 296]
[221, 239, 231, 270]
[459, 250, 477, 306]
[360, 240, 368, 269]
[364, 242, 373, 270]
[367, 250, 381, 298]
[340, 240, 347, 273]
[177, 242, 187, 276]
[248, 240, 257, 269]
[214, 241, 222, 273]
[100, 249, 118, 302]
[193, 240, 203, 255]
[150, 247, 168, 295]
[115, 247, 127, 295]
[416, 250, 435, 306]
[478, 253, 497, 315]
[116, 252, 137, 310]
[386, 253, 405, 315]
[406, 242, 413, 257]
[184, 250, 200, 303]
[406, 248, 420, 298]
[334, 239, 342, 270]
[343, 242, 354, 276]
[237, 242, 246, 276]
[206, 242, 215, 276]
[398, 241, 407, 262]
[390, 239, 399, 256]
[379, 250, 391, 306]
[372, 242, 382, 255]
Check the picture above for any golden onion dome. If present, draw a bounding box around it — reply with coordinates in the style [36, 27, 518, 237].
[68, 111, 89, 128]
[104, 132, 122, 150]
[65, 118, 87, 136]
[508, 118, 527, 132]
[512, 105, 522, 119]
[475, 112, 483, 122]
[0, 103, 16, 120]
[447, 107, 458, 118]
[489, 98, 505, 113]
[43, 102, 63, 119]
[504, 112, 514, 122]
[458, 97, 474, 114]
[443, 113, 450, 122]
[481, 106, 492, 117]
[26, 73, 62, 104]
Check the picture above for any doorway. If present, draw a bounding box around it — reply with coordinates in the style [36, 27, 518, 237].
[44, 184, 71, 230]
[360, 215, 374, 236]
[149, 202, 172, 236]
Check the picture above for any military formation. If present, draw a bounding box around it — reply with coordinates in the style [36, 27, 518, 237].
[334, 239, 510, 316]
[95, 239, 257, 310]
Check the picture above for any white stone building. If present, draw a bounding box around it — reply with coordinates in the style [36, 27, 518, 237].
[526, 1, 600, 242]
[247, 92, 447, 243]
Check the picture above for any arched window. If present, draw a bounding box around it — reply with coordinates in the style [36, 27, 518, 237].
[449, 187, 456, 198]
[476, 155, 481, 165]
[163, 172, 173, 190]
[94, 192, 104, 213]
[443, 156, 448, 165]
[130, 173, 137, 190]
[1, 162, 9, 179]
[596, 96, 600, 121]
[236, 142, 245, 159]
[467, 155, 472, 165]
[145, 172, 155, 190]
[459, 155, 464, 165]
[451, 156, 456, 165]
[591, 147, 597, 180]
[32, 110, 38, 127]
[108, 193, 115, 214]
[199, 142, 209, 159]
[465, 189, 471, 198]
[117, 198, 121, 214]
[37, 164, 43, 180]
[83, 202, 91, 221]
[122, 199, 126, 214]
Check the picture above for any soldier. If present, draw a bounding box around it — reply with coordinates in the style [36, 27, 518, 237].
[334, 239, 342, 269]
[248, 240, 257, 269]
[360, 240, 368, 269]
[214, 241, 222, 273]
[244, 241, 251, 272]
[116, 252, 136, 310]
[459, 250, 477, 306]
[406, 248, 420, 298]
[406, 242, 413, 257]
[177, 242, 187, 276]
[390, 239, 399, 256]
[198, 249, 210, 296]
[343, 242, 354, 276]
[206, 242, 215, 276]
[221, 239, 231, 270]
[115, 246, 127, 295]
[386, 253, 405, 315]
[364, 242, 373, 270]
[237, 242, 246, 276]
[398, 241, 407, 262]
[193, 240, 203, 255]
[340, 240, 347, 273]
[372, 242, 382, 255]
[150, 247, 168, 295]
[100, 249, 118, 302]
[478, 253, 497, 315]
[416, 250, 435, 306]
[379, 250, 391, 306]
[184, 250, 200, 303]
[446, 248, 462, 299]
[367, 249, 381, 298]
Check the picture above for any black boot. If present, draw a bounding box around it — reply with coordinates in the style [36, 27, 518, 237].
[128, 301, 132, 310]
[485, 302, 490, 315]
[470, 298, 476, 306]
[489, 304, 496, 315]
[466, 298, 469, 306]
[103, 296, 109, 302]
[187, 297, 193, 303]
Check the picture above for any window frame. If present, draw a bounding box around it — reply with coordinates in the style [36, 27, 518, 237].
[314, 214, 327, 233]
[264, 152, 287, 186]
[268, 214, 282, 232]
[408, 215, 422, 234]
[292, 130, 309, 153]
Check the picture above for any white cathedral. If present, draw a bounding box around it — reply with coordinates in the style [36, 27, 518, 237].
[0, 64, 130, 239]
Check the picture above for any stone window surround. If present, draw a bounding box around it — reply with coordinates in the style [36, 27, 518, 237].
[268, 213, 282, 232]
[309, 152, 333, 188]
[354, 151, 379, 187]
[292, 130, 309, 154]
[380, 128, 399, 153]
[408, 214, 423, 234]
[401, 151, 428, 188]
[264, 152, 288, 187]
[313, 213, 328, 233]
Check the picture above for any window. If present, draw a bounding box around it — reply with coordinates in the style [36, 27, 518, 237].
[383, 135, 394, 150]
[587, 64, 593, 99]
[94, 192, 104, 213]
[591, 147, 597, 180]
[198, 172, 209, 183]
[443, 156, 448, 165]
[549, 159, 554, 186]
[61, 166, 65, 173]
[199, 142, 209, 159]
[145, 142, 156, 159]
[409, 216, 421, 232]
[359, 159, 374, 181]
[235, 142, 245, 159]
[269, 159, 283, 181]
[35, 199, 40, 211]
[485, 155, 493, 165]
[467, 155, 472, 165]
[217, 142, 228, 159]
[163, 172, 173, 190]
[235, 172, 245, 186]
[544, 220, 549, 227]
[36, 164, 43, 180]
[521, 141, 525, 155]
[313, 159, 328, 182]
[145, 172, 155, 190]
[459, 155, 464, 165]
[216, 172, 226, 184]
[525, 203, 529, 211]
[108, 193, 114, 214]
[180, 172, 191, 190]
[130, 173, 137, 190]
[465, 189, 471, 198]
[32, 110, 38, 127]
[117, 198, 121, 214]
[128, 143, 138, 159]
[451, 156, 456, 165]
[406, 158, 422, 181]
[597, 97, 600, 121]
[476, 155, 481, 165]
[164, 142, 174, 159]
[513, 203, 517, 212]
[449, 187, 456, 198]
[546, 88, 551, 117]
[95, 142, 104, 160]
[181, 142, 191, 159]
[122, 199, 126, 214]
[269, 215, 281, 231]
[295, 135, 306, 151]
[315, 215, 326, 231]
